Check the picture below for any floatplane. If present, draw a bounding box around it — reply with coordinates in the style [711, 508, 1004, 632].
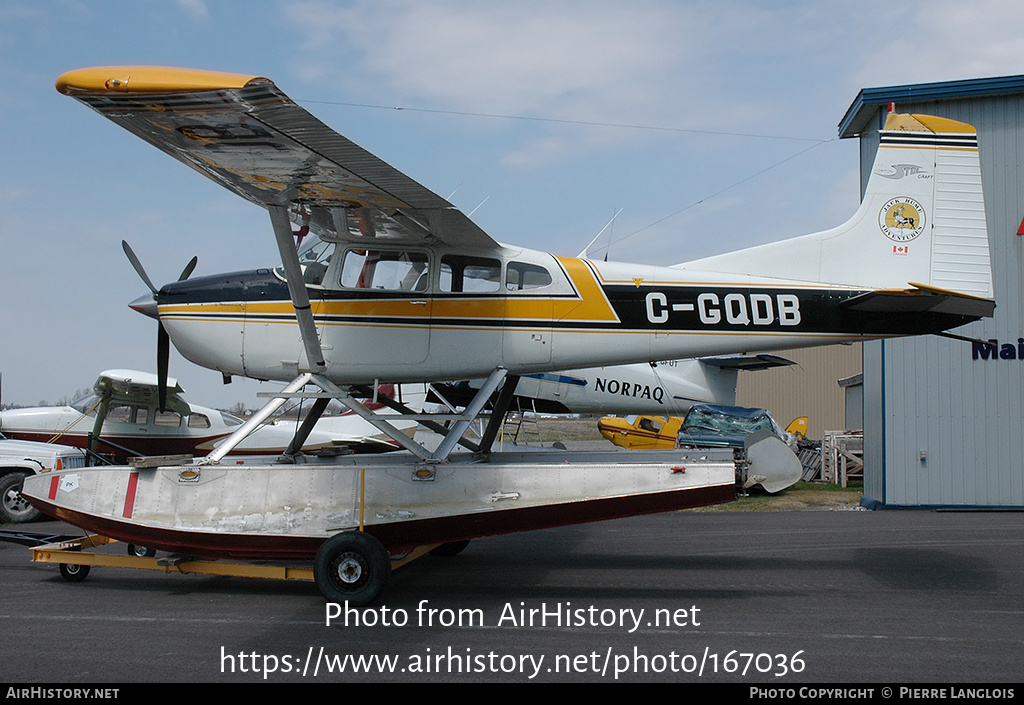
[0, 370, 421, 463]
[23, 66, 994, 604]
[432, 353, 794, 418]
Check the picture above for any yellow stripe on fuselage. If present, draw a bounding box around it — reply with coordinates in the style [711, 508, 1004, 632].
[158, 256, 620, 325]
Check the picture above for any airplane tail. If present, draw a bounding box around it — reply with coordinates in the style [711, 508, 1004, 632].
[675, 113, 994, 311]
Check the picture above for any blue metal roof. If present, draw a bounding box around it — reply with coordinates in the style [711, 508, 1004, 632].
[839, 74, 1024, 138]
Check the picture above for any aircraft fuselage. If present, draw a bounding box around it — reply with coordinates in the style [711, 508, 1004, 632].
[155, 244, 973, 386]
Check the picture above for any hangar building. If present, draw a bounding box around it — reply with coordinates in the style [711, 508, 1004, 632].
[840, 75, 1023, 508]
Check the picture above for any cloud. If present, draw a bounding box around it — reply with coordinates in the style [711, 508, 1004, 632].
[175, 0, 208, 21]
[285, 1, 697, 117]
[850, 0, 1024, 86]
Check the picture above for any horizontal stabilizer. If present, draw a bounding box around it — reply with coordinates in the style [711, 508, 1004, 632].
[699, 354, 796, 371]
[840, 283, 995, 319]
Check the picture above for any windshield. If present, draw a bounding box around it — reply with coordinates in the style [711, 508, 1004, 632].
[274, 233, 336, 287]
[682, 408, 776, 436]
[70, 393, 100, 415]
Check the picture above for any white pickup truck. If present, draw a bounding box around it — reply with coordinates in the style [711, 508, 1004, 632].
[0, 433, 87, 523]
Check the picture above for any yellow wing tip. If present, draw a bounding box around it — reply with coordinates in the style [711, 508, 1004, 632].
[56, 66, 268, 95]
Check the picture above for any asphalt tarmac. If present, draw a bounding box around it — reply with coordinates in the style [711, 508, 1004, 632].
[2, 508, 1022, 684]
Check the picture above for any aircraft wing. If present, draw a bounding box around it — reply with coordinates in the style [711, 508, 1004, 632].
[56, 66, 500, 251]
[94, 369, 191, 416]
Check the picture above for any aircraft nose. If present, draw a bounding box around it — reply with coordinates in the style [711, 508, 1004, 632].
[129, 292, 160, 320]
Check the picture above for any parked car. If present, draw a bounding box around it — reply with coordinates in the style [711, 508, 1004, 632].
[0, 432, 87, 523]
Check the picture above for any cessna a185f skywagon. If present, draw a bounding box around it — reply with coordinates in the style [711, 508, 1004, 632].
[24, 66, 994, 604]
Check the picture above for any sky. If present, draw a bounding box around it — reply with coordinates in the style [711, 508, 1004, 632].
[2, 0, 1024, 409]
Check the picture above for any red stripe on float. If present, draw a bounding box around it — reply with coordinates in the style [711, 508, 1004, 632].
[123, 472, 139, 518]
[48, 475, 59, 500]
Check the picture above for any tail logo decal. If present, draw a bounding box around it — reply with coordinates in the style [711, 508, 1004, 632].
[879, 197, 926, 242]
[874, 164, 932, 180]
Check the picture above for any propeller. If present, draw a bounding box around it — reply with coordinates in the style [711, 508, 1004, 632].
[122, 240, 197, 413]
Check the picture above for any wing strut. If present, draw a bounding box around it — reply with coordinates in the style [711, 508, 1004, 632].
[269, 205, 326, 373]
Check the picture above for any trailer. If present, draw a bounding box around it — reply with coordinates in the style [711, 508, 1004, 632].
[20, 446, 758, 604]
[26, 531, 440, 587]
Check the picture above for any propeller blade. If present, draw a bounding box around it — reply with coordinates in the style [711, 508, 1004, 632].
[157, 323, 170, 414]
[122, 240, 157, 294]
[178, 256, 198, 282]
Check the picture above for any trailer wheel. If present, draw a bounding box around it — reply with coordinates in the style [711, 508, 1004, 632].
[314, 532, 390, 606]
[127, 544, 156, 558]
[59, 562, 90, 582]
[429, 539, 471, 556]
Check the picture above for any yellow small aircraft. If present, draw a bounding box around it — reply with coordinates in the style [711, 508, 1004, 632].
[597, 415, 683, 450]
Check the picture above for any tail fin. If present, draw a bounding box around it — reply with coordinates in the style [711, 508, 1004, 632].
[675, 113, 994, 302]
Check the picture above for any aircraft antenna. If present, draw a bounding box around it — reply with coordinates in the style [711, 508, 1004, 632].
[577, 208, 622, 259]
[467, 196, 490, 217]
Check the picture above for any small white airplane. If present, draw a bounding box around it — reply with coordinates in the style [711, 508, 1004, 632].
[0, 370, 420, 463]
[432, 354, 794, 417]
[23, 66, 994, 604]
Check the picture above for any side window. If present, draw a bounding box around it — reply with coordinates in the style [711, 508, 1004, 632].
[340, 250, 430, 291]
[155, 411, 182, 427]
[440, 255, 501, 293]
[506, 262, 553, 291]
[187, 414, 211, 429]
[639, 417, 664, 433]
[107, 405, 147, 425]
[106, 404, 131, 424]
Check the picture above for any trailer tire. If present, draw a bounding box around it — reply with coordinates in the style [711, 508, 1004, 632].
[59, 562, 90, 582]
[314, 532, 390, 606]
[127, 544, 156, 558]
[0, 471, 42, 524]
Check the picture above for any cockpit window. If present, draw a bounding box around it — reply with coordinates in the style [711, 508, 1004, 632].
[440, 255, 501, 293]
[70, 394, 100, 416]
[506, 262, 553, 291]
[298, 237, 336, 286]
[340, 249, 430, 291]
[273, 233, 336, 287]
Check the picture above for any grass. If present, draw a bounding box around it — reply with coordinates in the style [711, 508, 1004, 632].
[686, 481, 864, 512]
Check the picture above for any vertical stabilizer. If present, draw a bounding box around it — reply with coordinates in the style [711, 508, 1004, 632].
[674, 114, 993, 300]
